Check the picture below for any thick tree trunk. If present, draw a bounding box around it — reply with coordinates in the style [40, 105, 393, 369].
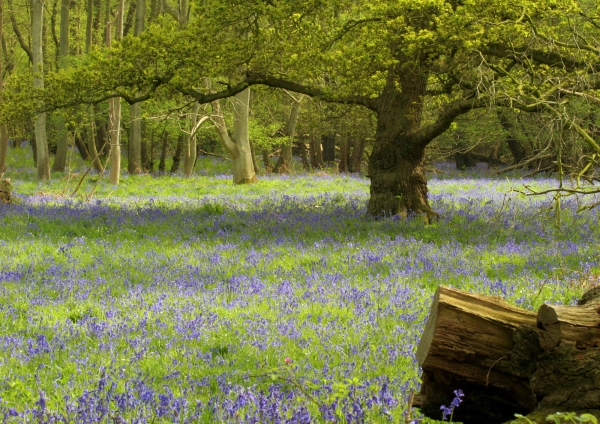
[32, 0, 50, 181]
[273, 97, 302, 174]
[367, 70, 436, 220]
[416, 286, 600, 423]
[51, 0, 70, 172]
[212, 88, 256, 184]
[231, 89, 256, 183]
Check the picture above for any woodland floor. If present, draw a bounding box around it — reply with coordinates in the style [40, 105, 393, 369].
[1, 149, 599, 422]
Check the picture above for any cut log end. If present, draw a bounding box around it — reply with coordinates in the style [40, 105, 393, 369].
[416, 286, 600, 423]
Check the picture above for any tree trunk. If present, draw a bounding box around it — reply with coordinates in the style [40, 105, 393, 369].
[498, 109, 532, 164]
[273, 97, 302, 174]
[231, 89, 256, 183]
[309, 134, 323, 169]
[322, 134, 336, 163]
[141, 120, 151, 171]
[159, 132, 167, 173]
[349, 138, 365, 173]
[129, 103, 142, 174]
[51, 0, 69, 172]
[367, 70, 436, 220]
[87, 110, 103, 171]
[415, 286, 600, 423]
[0, 0, 7, 175]
[296, 137, 310, 171]
[74, 132, 89, 160]
[32, 0, 50, 181]
[262, 149, 271, 173]
[249, 140, 259, 175]
[211, 88, 256, 184]
[171, 133, 183, 173]
[29, 119, 37, 165]
[107, 0, 124, 184]
[128, 0, 145, 175]
[339, 137, 349, 173]
[183, 103, 199, 177]
[85, 0, 93, 52]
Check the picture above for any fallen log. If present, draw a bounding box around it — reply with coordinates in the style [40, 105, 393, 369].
[0, 178, 11, 203]
[414, 286, 600, 423]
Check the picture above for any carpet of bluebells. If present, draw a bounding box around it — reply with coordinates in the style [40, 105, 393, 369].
[1, 156, 600, 423]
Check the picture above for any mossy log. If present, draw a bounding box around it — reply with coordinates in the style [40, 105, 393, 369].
[414, 286, 600, 424]
[0, 178, 11, 203]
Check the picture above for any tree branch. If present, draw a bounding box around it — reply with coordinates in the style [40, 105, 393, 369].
[481, 43, 598, 72]
[413, 97, 486, 148]
[245, 72, 379, 111]
[8, 0, 33, 63]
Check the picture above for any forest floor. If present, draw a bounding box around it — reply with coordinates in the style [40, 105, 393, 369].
[1, 148, 599, 422]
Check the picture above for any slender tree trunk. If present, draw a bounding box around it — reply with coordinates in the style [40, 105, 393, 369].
[87, 112, 103, 171]
[349, 138, 365, 173]
[159, 132, 167, 173]
[262, 149, 271, 173]
[51, 0, 70, 172]
[367, 70, 436, 220]
[141, 120, 151, 171]
[297, 137, 310, 171]
[108, 0, 124, 184]
[497, 109, 531, 164]
[0, 0, 7, 175]
[149, 0, 161, 21]
[129, 103, 142, 174]
[74, 132, 89, 160]
[86, 0, 93, 52]
[32, 0, 50, 180]
[309, 133, 322, 169]
[128, 0, 145, 175]
[249, 141, 259, 175]
[96, 118, 109, 155]
[170, 134, 183, 173]
[183, 103, 199, 177]
[339, 137, 349, 173]
[273, 97, 302, 174]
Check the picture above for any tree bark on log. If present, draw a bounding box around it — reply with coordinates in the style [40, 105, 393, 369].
[415, 286, 600, 423]
[0, 178, 11, 203]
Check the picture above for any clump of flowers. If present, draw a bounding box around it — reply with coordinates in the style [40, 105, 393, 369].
[440, 389, 464, 421]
